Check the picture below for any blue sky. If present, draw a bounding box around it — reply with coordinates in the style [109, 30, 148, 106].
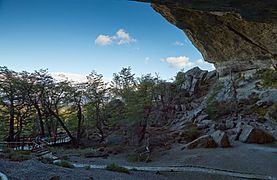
[0, 0, 214, 81]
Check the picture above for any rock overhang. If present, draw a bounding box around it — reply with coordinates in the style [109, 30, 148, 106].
[133, 0, 277, 76]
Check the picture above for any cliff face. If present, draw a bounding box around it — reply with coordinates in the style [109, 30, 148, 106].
[135, 0, 277, 76]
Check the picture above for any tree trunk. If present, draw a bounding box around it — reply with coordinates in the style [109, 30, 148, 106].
[96, 104, 104, 142]
[34, 103, 45, 136]
[48, 107, 75, 143]
[8, 102, 15, 141]
[76, 103, 83, 145]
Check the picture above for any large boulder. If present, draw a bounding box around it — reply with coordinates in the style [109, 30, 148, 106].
[182, 135, 217, 149]
[239, 125, 275, 144]
[211, 130, 231, 148]
[180, 67, 208, 95]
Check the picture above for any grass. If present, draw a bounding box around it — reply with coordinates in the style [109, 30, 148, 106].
[39, 157, 53, 164]
[268, 103, 277, 122]
[204, 100, 234, 120]
[84, 165, 91, 170]
[2, 149, 31, 161]
[54, 160, 74, 168]
[49, 147, 96, 158]
[179, 125, 201, 142]
[60, 155, 69, 160]
[106, 163, 130, 174]
[127, 154, 149, 163]
[256, 68, 277, 88]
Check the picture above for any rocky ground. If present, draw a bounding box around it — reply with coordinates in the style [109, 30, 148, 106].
[1, 141, 276, 180]
[0, 159, 247, 180]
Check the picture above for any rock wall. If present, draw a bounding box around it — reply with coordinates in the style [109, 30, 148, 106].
[135, 0, 277, 76]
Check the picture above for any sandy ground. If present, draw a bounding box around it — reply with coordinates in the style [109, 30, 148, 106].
[0, 142, 276, 180]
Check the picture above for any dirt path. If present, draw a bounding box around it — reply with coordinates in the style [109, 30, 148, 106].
[53, 159, 276, 180]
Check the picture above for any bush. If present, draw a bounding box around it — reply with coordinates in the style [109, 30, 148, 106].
[106, 163, 130, 174]
[268, 104, 277, 122]
[127, 154, 149, 163]
[85, 165, 91, 170]
[54, 160, 74, 168]
[179, 125, 201, 142]
[39, 157, 53, 164]
[9, 152, 31, 161]
[256, 69, 277, 88]
[204, 101, 233, 120]
[60, 155, 69, 160]
[2, 150, 31, 161]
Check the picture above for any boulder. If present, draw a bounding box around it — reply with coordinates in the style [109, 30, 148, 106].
[181, 67, 208, 95]
[182, 135, 217, 149]
[211, 130, 231, 148]
[106, 133, 127, 146]
[239, 125, 275, 144]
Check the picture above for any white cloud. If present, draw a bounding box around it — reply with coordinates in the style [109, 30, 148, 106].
[196, 59, 206, 65]
[173, 41, 184, 46]
[50, 72, 112, 83]
[144, 57, 150, 64]
[115, 29, 136, 45]
[95, 29, 136, 46]
[50, 72, 87, 83]
[95, 35, 112, 46]
[162, 56, 193, 68]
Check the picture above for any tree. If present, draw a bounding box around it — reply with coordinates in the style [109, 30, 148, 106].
[110, 67, 136, 97]
[68, 82, 86, 145]
[0, 67, 22, 141]
[86, 71, 109, 142]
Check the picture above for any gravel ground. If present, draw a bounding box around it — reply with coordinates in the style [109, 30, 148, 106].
[62, 142, 277, 177]
[0, 159, 244, 180]
[0, 142, 276, 180]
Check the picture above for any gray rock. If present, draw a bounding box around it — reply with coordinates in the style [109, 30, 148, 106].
[149, 2, 276, 77]
[239, 125, 275, 144]
[226, 120, 235, 129]
[211, 130, 231, 148]
[180, 67, 208, 95]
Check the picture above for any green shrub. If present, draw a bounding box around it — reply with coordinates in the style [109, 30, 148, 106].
[127, 154, 149, 163]
[106, 163, 130, 174]
[39, 157, 53, 164]
[204, 101, 233, 120]
[54, 160, 74, 168]
[268, 104, 277, 122]
[180, 125, 201, 142]
[85, 165, 91, 170]
[9, 152, 31, 161]
[60, 155, 69, 160]
[3, 150, 31, 161]
[256, 69, 277, 88]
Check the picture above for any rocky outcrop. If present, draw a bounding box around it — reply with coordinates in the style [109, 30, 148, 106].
[135, 0, 277, 76]
[180, 67, 209, 95]
[239, 126, 275, 144]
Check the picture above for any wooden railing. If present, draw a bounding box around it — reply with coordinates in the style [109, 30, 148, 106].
[0, 133, 71, 151]
[0, 141, 35, 151]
